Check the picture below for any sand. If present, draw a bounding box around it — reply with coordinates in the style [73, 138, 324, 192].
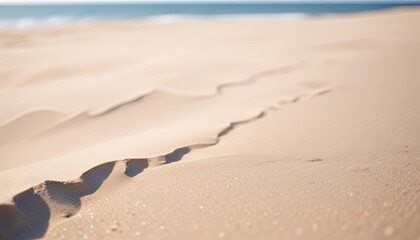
[0, 8, 419, 240]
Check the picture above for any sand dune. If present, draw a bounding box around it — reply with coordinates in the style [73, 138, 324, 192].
[0, 60, 330, 199]
[0, 8, 419, 240]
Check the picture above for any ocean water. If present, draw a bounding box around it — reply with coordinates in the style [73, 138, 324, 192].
[0, 2, 419, 29]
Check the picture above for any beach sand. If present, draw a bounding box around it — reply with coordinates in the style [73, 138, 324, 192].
[0, 8, 419, 240]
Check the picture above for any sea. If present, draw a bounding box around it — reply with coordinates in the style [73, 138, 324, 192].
[0, 2, 419, 29]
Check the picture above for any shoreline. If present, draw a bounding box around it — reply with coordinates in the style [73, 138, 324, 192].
[0, 5, 419, 32]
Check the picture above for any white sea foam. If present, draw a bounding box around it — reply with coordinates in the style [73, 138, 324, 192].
[141, 13, 308, 24]
[0, 13, 307, 30]
[0, 16, 95, 29]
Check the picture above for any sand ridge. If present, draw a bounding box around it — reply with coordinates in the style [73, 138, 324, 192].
[0, 60, 329, 177]
[0, 86, 331, 239]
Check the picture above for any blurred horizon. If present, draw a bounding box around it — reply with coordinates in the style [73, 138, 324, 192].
[1, 0, 419, 29]
[2, 0, 420, 5]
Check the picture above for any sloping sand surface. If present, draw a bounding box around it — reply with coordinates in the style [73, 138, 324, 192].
[0, 8, 419, 240]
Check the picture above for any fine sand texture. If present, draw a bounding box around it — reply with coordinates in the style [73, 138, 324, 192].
[0, 8, 419, 240]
